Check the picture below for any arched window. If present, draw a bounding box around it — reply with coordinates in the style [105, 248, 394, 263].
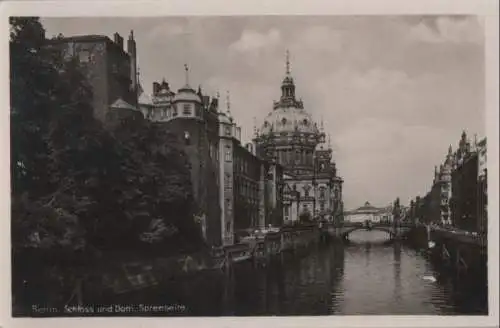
[319, 187, 326, 199]
[184, 131, 191, 145]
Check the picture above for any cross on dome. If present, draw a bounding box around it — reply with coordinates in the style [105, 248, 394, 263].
[184, 63, 190, 87]
[226, 90, 231, 116]
[285, 49, 291, 75]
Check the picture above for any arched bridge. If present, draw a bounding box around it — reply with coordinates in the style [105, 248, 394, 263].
[321, 221, 414, 240]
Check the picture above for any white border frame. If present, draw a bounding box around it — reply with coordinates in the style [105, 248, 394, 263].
[1, 1, 498, 327]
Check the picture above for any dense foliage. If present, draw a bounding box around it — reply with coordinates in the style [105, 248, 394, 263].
[10, 17, 202, 266]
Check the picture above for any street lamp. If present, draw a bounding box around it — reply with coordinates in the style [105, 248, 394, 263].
[296, 190, 301, 224]
[276, 179, 285, 227]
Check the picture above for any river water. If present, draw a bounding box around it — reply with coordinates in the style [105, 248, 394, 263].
[128, 230, 488, 316]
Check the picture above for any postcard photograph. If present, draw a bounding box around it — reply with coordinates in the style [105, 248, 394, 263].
[2, 2, 499, 326]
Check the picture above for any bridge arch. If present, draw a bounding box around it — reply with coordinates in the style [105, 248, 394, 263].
[322, 221, 413, 240]
[341, 226, 396, 239]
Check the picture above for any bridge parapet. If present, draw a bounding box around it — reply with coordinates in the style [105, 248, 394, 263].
[321, 221, 414, 239]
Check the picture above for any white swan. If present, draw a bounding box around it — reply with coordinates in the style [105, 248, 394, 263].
[422, 275, 437, 282]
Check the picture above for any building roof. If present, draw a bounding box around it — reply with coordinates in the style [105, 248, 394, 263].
[345, 201, 387, 215]
[110, 98, 137, 111]
[260, 107, 319, 136]
[172, 85, 202, 103]
[46, 34, 114, 46]
[218, 111, 233, 124]
[138, 91, 153, 106]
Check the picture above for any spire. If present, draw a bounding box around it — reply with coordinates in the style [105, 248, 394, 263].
[278, 49, 297, 106]
[448, 144, 453, 155]
[320, 117, 324, 132]
[328, 134, 332, 149]
[461, 130, 467, 143]
[184, 63, 190, 87]
[285, 49, 291, 75]
[253, 117, 258, 137]
[135, 67, 144, 96]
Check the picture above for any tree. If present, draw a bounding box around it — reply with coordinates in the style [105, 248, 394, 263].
[10, 17, 98, 252]
[11, 18, 203, 312]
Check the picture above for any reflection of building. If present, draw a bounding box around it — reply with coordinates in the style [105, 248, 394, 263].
[253, 52, 344, 224]
[138, 69, 282, 246]
[344, 202, 389, 223]
[46, 31, 139, 122]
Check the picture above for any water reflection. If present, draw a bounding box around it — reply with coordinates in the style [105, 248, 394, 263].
[130, 230, 486, 316]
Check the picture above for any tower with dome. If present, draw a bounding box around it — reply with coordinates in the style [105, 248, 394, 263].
[253, 51, 344, 224]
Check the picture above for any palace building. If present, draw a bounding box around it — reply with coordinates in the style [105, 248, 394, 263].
[46, 31, 139, 122]
[428, 146, 453, 226]
[138, 67, 283, 247]
[344, 202, 391, 224]
[253, 52, 344, 224]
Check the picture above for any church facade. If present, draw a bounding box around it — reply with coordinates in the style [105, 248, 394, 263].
[253, 54, 344, 224]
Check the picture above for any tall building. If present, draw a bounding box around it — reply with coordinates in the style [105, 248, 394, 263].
[428, 146, 453, 226]
[46, 31, 139, 122]
[138, 67, 283, 247]
[253, 52, 344, 224]
[450, 131, 479, 232]
[408, 131, 487, 233]
[477, 137, 487, 235]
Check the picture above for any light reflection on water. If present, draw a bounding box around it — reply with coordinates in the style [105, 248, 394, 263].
[131, 230, 488, 316]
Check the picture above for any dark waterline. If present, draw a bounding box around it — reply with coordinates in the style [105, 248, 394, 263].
[118, 230, 488, 316]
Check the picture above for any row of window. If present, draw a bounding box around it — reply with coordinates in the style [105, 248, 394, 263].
[285, 186, 328, 198]
[235, 177, 259, 200]
[276, 149, 314, 166]
[146, 104, 202, 120]
[283, 201, 328, 217]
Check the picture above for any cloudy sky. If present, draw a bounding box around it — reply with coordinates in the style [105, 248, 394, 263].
[41, 16, 485, 210]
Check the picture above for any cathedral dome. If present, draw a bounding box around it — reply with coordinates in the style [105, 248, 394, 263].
[172, 85, 202, 103]
[260, 107, 318, 136]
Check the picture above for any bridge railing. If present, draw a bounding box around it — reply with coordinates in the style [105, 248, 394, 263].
[326, 221, 415, 229]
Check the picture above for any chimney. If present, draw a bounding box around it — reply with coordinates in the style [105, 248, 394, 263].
[127, 30, 137, 91]
[113, 33, 123, 49]
[153, 82, 160, 95]
[202, 95, 210, 107]
[210, 98, 219, 112]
